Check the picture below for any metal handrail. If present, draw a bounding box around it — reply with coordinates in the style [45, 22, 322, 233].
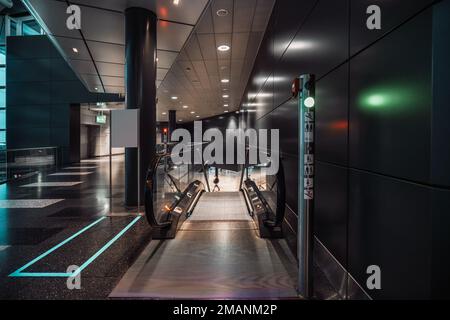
[4, 146, 58, 152]
[144, 145, 210, 228]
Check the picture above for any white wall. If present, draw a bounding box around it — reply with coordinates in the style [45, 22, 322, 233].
[80, 107, 124, 159]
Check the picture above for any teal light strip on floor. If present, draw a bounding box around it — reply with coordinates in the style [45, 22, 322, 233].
[9, 216, 142, 278]
[9, 217, 107, 277]
[72, 216, 142, 277]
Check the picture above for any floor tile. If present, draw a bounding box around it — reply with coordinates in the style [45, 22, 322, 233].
[49, 172, 93, 176]
[20, 182, 83, 188]
[0, 199, 64, 209]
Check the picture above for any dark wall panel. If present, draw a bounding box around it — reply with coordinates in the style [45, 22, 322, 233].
[430, 0, 450, 187]
[315, 162, 348, 266]
[348, 170, 432, 299]
[241, 0, 448, 299]
[316, 64, 349, 166]
[350, 0, 436, 55]
[273, 0, 349, 111]
[349, 10, 432, 183]
[7, 36, 122, 164]
[431, 188, 450, 298]
[271, 0, 318, 62]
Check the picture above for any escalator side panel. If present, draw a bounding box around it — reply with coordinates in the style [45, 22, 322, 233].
[242, 179, 283, 239]
[152, 180, 205, 239]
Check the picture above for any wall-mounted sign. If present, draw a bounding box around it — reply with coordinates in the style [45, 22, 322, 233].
[111, 109, 139, 148]
[96, 115, 107, 124]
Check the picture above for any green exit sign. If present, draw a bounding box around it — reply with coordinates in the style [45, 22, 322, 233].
[96, 115, 107, 124]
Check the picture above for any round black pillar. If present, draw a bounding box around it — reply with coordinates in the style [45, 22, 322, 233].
[125, 7, 157, 207]
[168, 110, 177, 142]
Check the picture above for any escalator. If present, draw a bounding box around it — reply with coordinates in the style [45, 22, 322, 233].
[110, 146, 298, 299]
[144, 146, 287, 240]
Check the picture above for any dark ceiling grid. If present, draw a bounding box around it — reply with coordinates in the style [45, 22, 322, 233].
[155, 0, 213, 114]
[65, 0, 107, 92]
[54, 0, 209, 95]
[25, 0, 274, 121]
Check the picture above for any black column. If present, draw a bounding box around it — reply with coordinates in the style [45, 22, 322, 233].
[168, 110, 177, 142]
[125, 7, 157, 207]
[69, 103, 81, 164]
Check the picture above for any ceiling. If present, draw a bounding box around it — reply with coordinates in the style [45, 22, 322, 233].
[21, 0, 275, 122]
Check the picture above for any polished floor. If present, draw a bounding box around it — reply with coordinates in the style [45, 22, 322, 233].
[111, 192, 299, 299]
[0, 155, 151, 299]
[0, 157, 339, 300]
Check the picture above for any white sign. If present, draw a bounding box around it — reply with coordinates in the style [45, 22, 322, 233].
[111, 109, 139, 148]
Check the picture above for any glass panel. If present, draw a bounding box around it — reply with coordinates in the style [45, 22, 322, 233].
[0, 17, 5, 44]
[0, 89, 5, 108]
[0, 143, 5, 183]
[22, 20, 42, 36]
[0, 46, 5, 65]
[0, 109, 5, 130]
[10, 20, 17, 36]
[0, 67, 5, 86]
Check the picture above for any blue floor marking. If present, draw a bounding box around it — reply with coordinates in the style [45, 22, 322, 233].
[9, 216, 142, 278]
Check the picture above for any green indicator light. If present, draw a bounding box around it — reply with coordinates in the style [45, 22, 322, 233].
[304, 97, 315, 108]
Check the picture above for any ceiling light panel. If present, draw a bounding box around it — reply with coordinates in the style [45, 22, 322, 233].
[212, 3, 233, 33]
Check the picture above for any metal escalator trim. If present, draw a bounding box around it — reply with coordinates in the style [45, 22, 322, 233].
[186, 188, 205, 217]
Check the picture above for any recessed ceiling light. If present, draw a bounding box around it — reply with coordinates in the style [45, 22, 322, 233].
[171, 96, 178, 100]
[224, 104, 229, 107]
[178, 119, 183, 122]
[217, 45, 230, 52]
[183, 105, 189, 109]
[223, 94, 229, 98]
[224, 110, 228, 113]
[72, 47, 78, 53]
[196, 115, 200, 118]
[173, 0, 180, 6]
[162, 112, 167, 115]
[216, 9, 229, 17]
[236, 111, 240, 114]
[94, 87, 98, 91]
[190, 111, 195, 114]
[221, 79, 230, 83]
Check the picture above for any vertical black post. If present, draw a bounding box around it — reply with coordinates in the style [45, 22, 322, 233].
[168, 110, 177, 142]
[125, 7, 157, 207]
[69, 103, 81, 164]
[297, 74, 316, 299]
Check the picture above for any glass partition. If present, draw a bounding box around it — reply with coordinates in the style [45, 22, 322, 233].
[0, 147, 59, 184]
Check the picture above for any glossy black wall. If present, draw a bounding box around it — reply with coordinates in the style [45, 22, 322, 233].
[241, 0, 450, 299]
[6, 36, 122, 164]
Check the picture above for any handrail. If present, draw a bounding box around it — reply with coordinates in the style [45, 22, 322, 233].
[144, 145, 211, 229]
[144, 154, 172, 228]
[241, 145, 286, 228]
[4, 146, 59, 152]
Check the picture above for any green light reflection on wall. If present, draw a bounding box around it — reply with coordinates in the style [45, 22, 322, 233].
[358, 83, 425, 114]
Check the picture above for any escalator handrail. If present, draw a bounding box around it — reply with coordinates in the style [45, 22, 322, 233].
[241, 145, 286, 228]
[145, 153, 172, 228]
[145, 147, 211, 228]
